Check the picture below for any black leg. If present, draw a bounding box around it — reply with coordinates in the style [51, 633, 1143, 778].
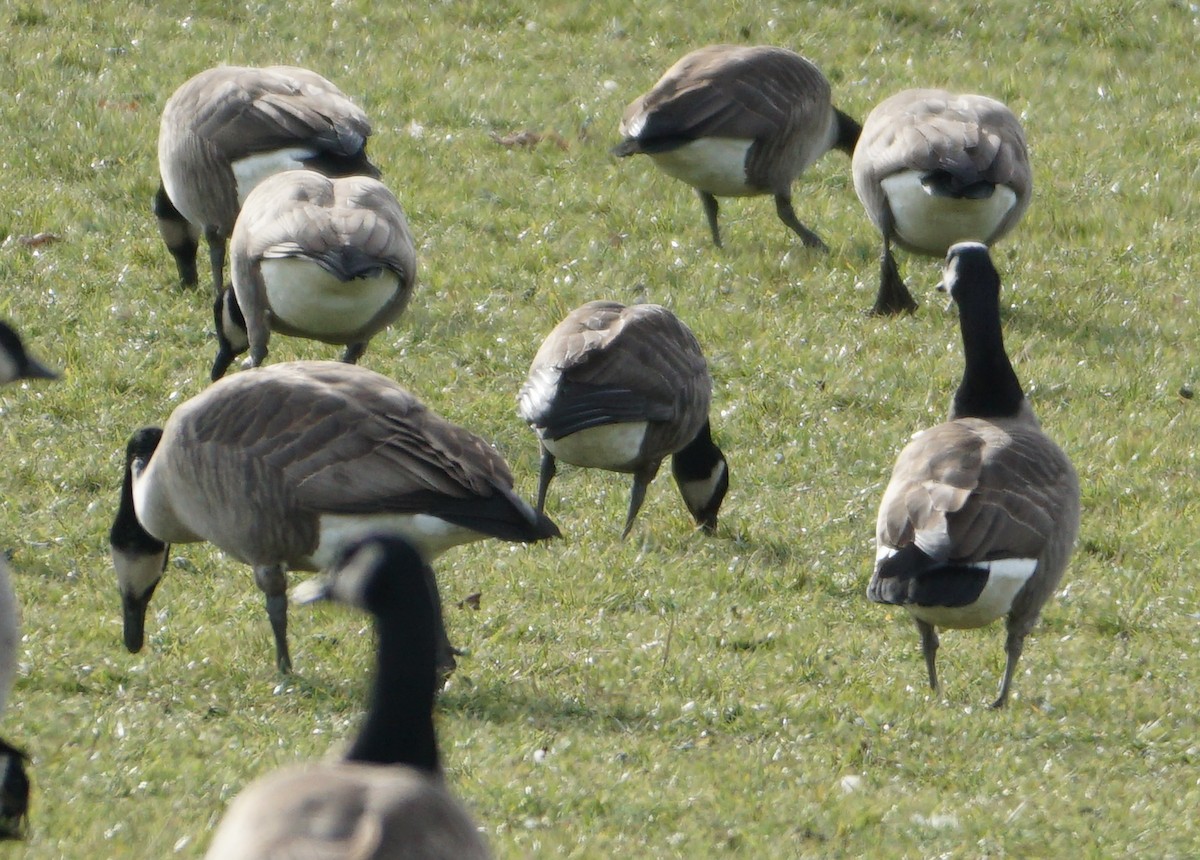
[871, 240, 919, 315]
[773, 193, 828, 251]
[698, 190, 722, 248]
[254, 564, 292, 674]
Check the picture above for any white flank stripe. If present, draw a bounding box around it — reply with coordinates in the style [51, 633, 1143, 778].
[908, 557, 1038, 629]
[881, 170, 1017, 253]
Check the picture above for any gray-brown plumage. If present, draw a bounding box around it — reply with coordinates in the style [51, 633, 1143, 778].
[518, 301, 728, 537]
[852, 88, 1031, 315]
[868, 242, 1079, 708]
[203, 536, 491, 859]
[109, 361, 560, 675]
[212, 169, 416, 379]
[157, 65, 379, 294]
[612, 45, 860, 249]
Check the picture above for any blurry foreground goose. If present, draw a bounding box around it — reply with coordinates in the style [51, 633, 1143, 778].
[204, 536, 491, 859]
[518, 301, 728, 537]
[156, 65, 379, 294]
[109, 361, 560, 675]
[612, 45, 861, 249]
[868, 243, 1078, 708]
[212, 169, 416, 379]
[0, 320, 57, 839]
[852, 89, 1031, 315]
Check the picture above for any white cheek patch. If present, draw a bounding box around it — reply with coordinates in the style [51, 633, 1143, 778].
[260, 258, 400, 336]
[231, 148, 316, 205]
[649, 138, 754, 196]
[881, 171, 1017, 253]
[542, 422, 648, 470]
[677, 459, 726, 513]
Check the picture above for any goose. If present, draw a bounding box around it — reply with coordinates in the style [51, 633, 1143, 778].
[852, 88, 1031, 315]
[612, 45, 861, 249]
[156, 65, 379, 295]
[0, 321, 55, 839]
[518, 301, 728, 537]
[211, 169, 416, 380]
[109, 361, 560, 674]
[868, 242, 1079, 708]
[204, 535, 491, 859]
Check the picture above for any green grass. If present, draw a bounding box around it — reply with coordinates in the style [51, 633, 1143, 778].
[1, 0, 1197, 856]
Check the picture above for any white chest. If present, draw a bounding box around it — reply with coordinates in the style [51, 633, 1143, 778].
[261, 258, 400, 337]
[542, 422, 649, 471]
[881, 171, 1017, 253]
[650, 138, 755, 197]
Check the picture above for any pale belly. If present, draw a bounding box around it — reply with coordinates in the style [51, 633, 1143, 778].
[543, 422, 649, 471]
[650, 138, 756, 197]
[262, 258, 400, 337]
[882, 171, 1017, 253]
[231, 149, 315, 205]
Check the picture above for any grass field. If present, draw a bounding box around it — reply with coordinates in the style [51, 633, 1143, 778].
[1, 0, 1197, 856]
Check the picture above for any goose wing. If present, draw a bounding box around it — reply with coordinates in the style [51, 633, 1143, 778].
[620, 46, 830, 147]
[519, 302, 710, 443]
[184, 66, 372, 160]
[876, 418, 1068, 564]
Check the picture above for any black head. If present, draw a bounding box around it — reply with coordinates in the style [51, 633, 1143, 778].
[0, 738, 27, 841]
[211, 288, 248, 381]
[671, 421, 730, 534]
[0, 321, 59, 384]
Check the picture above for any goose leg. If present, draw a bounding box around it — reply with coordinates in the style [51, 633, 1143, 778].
[871, 238, 919, 316]
[205, 226, 227, 300]
[916, 619, 939, 692]
[698, 190, 723, 248]
[621, 471, 654, 539]
[773, 193, 828, 251]
[340, 342, 368, 364]
[535, 447, 557, 513]
[254, 564, 292, 674]
[991, 622, 1028, 709]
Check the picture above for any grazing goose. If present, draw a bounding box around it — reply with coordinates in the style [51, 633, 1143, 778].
[0, 321, 55, 839]
[211, 169, 416, 380]
[868, 243, 1079, 708]
[518, 301, 728, 537]
[852, 88, 1031, 315]
[612, 45, 861, 249]
[204, 536, 491, 859]
[157, 65, 379, 294]
[109, 361, 560, 674]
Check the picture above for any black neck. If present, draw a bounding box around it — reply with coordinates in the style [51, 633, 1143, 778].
[951, 291, 1025, 419]
[671, 420, 723, 480]
[343, 613, 440, 773]
[834, 108, 862, 156]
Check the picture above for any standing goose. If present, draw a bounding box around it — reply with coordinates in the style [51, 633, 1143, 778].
[109, 361, 560, 675]
[0, 320, 56, 839]
[518, 301, 728, 537]
[211, 169, 416, 380]
[868, 242, 1079, 708]
[612, 45, 861, 249]
[852, 88, 1032, 315]
[203, 536, 491, 859]
[157, 65, 379, 294]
